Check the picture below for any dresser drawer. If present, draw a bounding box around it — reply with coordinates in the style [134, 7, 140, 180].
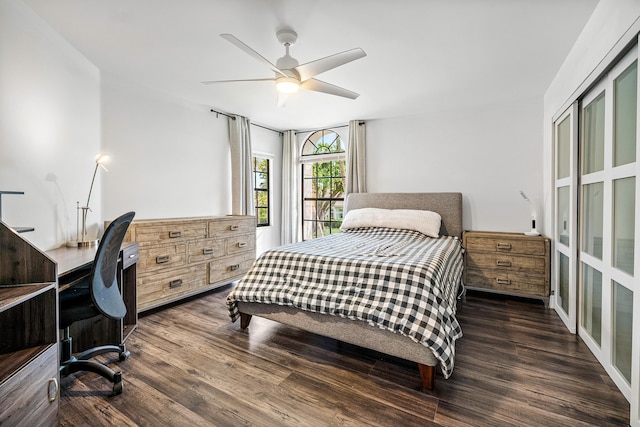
[226, 233, 256, 256]
[138, 264, 208, 311]
[465, 268, 548, 297]
[132, 221, 207, 244]
[209, 253, 255, 284]
[465, 251, 546, 275]
[188, 238, 226, 263]
[465, 233, 547, 256]
[209, 217, 255, 237]
[138, 244, 187, 275]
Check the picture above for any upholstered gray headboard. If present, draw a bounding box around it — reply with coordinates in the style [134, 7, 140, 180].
[344, 192, 463, 238]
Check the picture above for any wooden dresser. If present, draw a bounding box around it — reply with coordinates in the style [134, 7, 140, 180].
[124, 216, 256, 312]
[463, 231, 551, 306]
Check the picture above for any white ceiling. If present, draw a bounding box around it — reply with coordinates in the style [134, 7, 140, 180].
[23, 0, 599, 131]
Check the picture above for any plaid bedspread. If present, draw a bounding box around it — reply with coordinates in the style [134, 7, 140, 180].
[226, 227, 464, 378]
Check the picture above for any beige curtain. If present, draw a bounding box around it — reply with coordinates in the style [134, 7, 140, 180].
[228, 115, 254, 215]
[281, 130, 299, 244]
[346, 120, 366, 194]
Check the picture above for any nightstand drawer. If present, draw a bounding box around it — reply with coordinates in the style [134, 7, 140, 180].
[464, 233, 546, 256]
[465, 251, 546, 274]
[465, 268, 548, 297]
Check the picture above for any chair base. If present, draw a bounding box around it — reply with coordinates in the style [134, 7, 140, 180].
[60, 337, 130, 396]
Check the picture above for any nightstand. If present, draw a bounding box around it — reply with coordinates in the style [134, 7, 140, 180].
[462, 231, 550, 306]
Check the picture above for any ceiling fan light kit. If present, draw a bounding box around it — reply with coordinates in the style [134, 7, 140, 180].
[203, 29, 366, 101]
[276, 76, 300, 94]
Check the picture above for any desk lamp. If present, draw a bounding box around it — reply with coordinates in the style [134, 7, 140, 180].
[69, 153, 109, 247]
[520, 191, 540, 236]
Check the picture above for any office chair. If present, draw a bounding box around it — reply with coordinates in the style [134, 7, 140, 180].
[59, 211, 135, 395]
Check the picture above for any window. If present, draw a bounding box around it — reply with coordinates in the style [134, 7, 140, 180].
[301, 129, 345, 240]
[253, 156, 270, 226]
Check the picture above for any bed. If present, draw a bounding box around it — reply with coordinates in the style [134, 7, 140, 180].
[226, 192, 464, 390]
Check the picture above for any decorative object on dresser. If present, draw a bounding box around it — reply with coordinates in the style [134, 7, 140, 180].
[124, 216, 256, 312]
[463, 230, 551, 306]
[0, 220, 59, 426]
[519, 191, 540, 236]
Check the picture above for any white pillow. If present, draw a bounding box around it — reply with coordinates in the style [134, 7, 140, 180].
[340, 208, 442, 238]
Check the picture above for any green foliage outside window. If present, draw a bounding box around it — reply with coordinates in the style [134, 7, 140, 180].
[253, 156, 269, 226]
[302, 130, 345, 240]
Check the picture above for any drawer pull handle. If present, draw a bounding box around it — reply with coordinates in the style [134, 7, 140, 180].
[496, 260, 512, 267]
[129, 254, 136, 259]
[230, 264, 240, 271]
[169, 279, 183, 288]
[237, 242, 247, 248]
[496, 278, 511, 285]
[169, 231, 182, 238]
[48, 378, 59, 402]
[496, 243, 512, 250]
[156, 255, 171, 264]
[230, 225, 240, 231]
[203, 248, 214, 255]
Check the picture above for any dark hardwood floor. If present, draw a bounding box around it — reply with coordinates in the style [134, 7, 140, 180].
[59, 287, 630, 426]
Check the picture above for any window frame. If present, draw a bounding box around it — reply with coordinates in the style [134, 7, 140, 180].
[252, 154, 271, 227]
[300, 129, 346, 240]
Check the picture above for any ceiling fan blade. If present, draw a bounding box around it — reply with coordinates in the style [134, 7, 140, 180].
[201, 78, 275, 85]
[295, 48, 366, 81]
[220, 34, 288, 78]
[300, 78, 360, 99]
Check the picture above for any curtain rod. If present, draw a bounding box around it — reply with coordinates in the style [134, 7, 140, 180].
[294, 121, 365, 135]
[210, 109, 364, 135]
[210, 109, 283, 135]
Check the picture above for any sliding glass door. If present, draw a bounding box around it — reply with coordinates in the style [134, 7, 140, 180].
[577, 47, 638, 402]
[553, 45, 639, 417]
[554, 103, 578, 333]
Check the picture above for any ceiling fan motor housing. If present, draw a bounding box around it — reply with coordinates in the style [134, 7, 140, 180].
[276, 29, 298, 46]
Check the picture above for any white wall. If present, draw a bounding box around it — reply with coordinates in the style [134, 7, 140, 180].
[366, 99, 543, 233]
[252, 126, 283, 255]
[0, 0, 101, 250]
[101, 75, 231, 221]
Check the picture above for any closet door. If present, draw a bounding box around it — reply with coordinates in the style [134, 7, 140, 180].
[578, 47, 638, 402]
[553, 103, 578, 332]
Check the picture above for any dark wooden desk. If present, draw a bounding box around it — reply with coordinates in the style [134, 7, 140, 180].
[46, 242, 139, 352]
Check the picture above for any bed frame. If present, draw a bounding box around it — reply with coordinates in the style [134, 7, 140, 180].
[237, 192, 463, 390]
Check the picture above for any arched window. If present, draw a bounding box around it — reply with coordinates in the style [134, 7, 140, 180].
[301, 129, 346, 240]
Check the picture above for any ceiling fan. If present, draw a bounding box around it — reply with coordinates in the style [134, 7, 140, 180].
[202, 29, 366, 104]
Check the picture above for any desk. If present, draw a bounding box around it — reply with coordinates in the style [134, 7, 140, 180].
[46, 242, 139, 353]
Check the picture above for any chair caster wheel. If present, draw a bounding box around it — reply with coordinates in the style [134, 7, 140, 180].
[119, 350, 130, 361]
[113, 381, 123, 395]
